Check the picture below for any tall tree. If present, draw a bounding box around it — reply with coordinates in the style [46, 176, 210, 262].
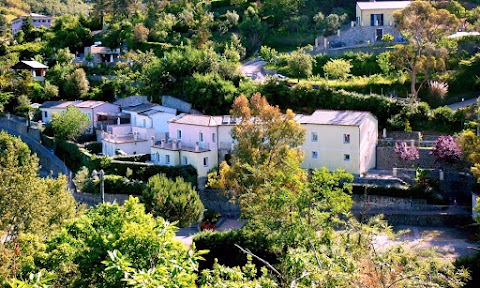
[210, 93, 306, 216]
[393, 1, 459, 100]
[288, 47, 315, 81]
[0, 132, 77, 279]
[65, 68, 90, 99]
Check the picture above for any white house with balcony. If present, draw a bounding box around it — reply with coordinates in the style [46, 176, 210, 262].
[297, 110, 378, 175]
[101, 102, 176, 156]
[150, 114, 239, 180]
[122, 102, 177, 140]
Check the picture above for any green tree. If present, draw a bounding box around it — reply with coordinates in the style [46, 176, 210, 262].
[393, 1, 459, 99]
[0, 132, 77, 279]
[142, 174, 204, 227]
[239, 12, 267, 53]
[209, 93, 306, 216]
[65, 68, 90, 99]
[49, 14, 93, 53]
[31, 197, 204, 287]
[323, 58, 352, 79]
[51, 105, 90, 141]
[287, 48, 315, 81]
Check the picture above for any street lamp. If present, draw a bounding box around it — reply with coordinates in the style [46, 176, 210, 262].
[92, 169, 105, 204]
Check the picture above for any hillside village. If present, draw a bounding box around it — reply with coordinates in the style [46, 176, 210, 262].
[2, 0, 480, 286]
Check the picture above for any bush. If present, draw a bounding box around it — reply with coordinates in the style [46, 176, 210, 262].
[84, 142, 102, 154]
[82, 174, 145, 195]
[193, 229, 278, 271]
[113, 154, 151, 162]
[141, 174, 204, 227]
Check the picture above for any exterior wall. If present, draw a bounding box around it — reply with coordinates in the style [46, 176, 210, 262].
[301, 124, 361, 174]
[180, 150, 218, 178]
[168, 123, 218, 149]
[150, 112, 176, 138]
[150, 147, 180, 166]
[103, 140, 150, 156]
[11, 16, 52, 35]
[359, 114, 378, 173]
[356, 7, 400, 27]
[40, 108, 67, 123]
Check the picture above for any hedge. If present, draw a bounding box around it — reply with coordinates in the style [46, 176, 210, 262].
[193, 229, 278, 271]
[84, 142, 102, 154]
[55, 141, 198, 186]
[82, 175, 145, 195]
[88, 156, 198, 186]
[352, 184, 446, 205]
[113, 154, 151, 162]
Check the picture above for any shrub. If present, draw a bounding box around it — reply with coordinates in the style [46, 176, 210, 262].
[323, 59, 352, 79]
[141, 174, 204, 227]
[84, 142, 102, 154]
[82, 174, 145, 195]
[193, 229, 278, 271]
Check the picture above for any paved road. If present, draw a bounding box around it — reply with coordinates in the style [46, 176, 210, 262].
[448, 97, 478, 111]
[176, 219, 477, 260]
[239, 58, 266, 82]
[376, 225, 477, 260]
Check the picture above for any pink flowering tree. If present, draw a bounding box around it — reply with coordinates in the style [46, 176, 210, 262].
[430, 135, 462, 163]
[394, 141, 419, 166]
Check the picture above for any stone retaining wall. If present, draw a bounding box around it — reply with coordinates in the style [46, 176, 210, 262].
[376, 146, 438, 169]
[199, 189, 240, 218]
[353, 194, 429, 210]
[355, 212, 473, 227]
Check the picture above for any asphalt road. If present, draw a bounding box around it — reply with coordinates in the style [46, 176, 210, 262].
[239, 58, 266, 82]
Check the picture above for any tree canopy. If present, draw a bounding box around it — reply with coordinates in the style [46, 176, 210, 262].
[51, 105, 90, 141]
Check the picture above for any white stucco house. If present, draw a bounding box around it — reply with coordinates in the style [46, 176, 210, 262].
[297, 110, 378, 175]
[101, 102, 177, 157]
[149, 110, 377, 182]
[150, 114, 239, 179]
[39, 100, 120, 134]
[11, 13, 52, 35]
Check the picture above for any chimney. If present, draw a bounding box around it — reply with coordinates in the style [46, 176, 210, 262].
[150, 136, 155, 146]
[160, 139, 165, 148]
[172, 139, 177, 150]
[195, 141, 199, 152]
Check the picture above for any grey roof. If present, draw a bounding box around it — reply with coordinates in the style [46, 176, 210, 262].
[20, 60, 48, 69]
[297, 110, 373, 126]
[74, 100, 109, 109]
[123, 103, 158, 113]
[170, 114, 220, 126]
[114, 96, 149, 107]
[357, 1, 411, 10]
[39, 101, 78, 109]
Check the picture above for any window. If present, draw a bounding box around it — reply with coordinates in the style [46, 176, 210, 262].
[370, 14, 384, 26]
[203, 157, 209, 167]
[199, 132, 204, 142]
[343, 134, 351, 144]
[212, 133, 216, 142]
[44, 111, 47, 118]
[312, 151, 318, 159]
[183, 156, 188, 165]
[344, 154, 351, 161]
[165, 155, 170, 164]
[311, 132, 318, 142]
[177, 130, 182, 139]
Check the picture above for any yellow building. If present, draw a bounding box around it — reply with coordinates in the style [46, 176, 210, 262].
[356, 1, 410, 40]
[298, 110, 378, 175]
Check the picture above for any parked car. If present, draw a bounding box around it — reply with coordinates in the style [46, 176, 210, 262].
[329, 41, 346, 48]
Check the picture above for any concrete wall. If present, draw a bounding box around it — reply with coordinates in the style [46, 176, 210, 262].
[73, 192, 131, 206]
